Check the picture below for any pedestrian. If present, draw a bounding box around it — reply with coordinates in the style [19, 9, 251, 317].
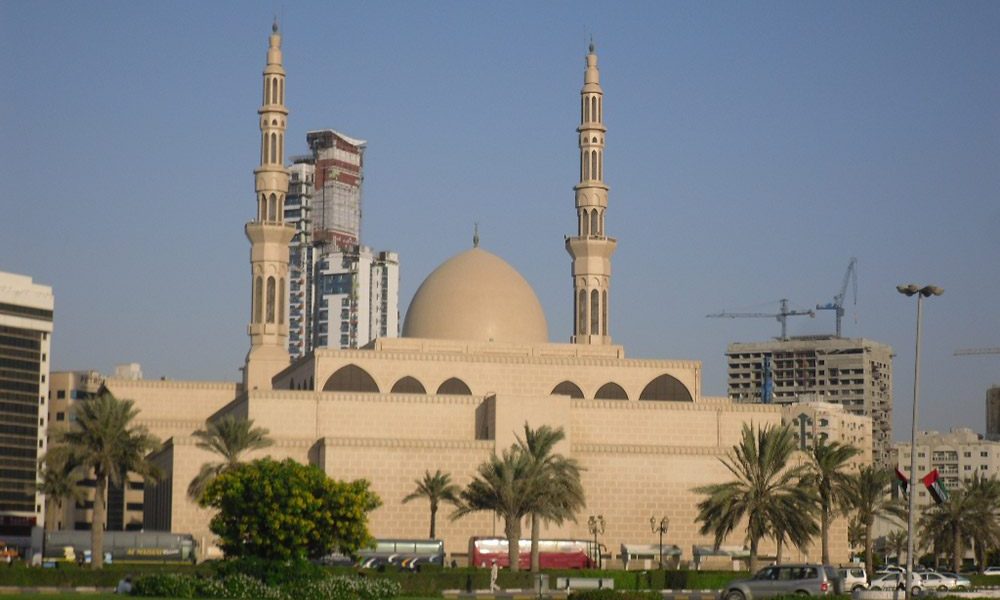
[490, 559, 499, 592]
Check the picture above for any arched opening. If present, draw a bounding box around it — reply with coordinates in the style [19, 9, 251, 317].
[391, 376, 426, 394]
[581, 97, 586, 123]
[598, 150, 602, 180]
[265, 277, 276, 323]
[583, 150, 589, 180]
[590, 211, 598, 237]
[436, 377, 471, 395]
[591, 151, 597, 180]
[278, 133, 283, 165]
[323, 364, 380, 392]
[263, 77, 269, 104]
[595, 382, 628, 400]
[278, 278, 285, 324]
[270, 133, 277, 164]
[577, 289, 587, 335]
[581, 209, 589, 236]
[271, 78, 278, 105]
[268, 194, 277, 222]
[591, 97, 597, 122]
[639, 374, 693, 402]
[598, 97, 602, 122]
[254, 276, 263, 324]
[590, 289, 599, 335]
[259, 194, 266, 221]
[602, 289, 608, 335]
[550, 381, 584, 399]
[279, 79, 283, 104]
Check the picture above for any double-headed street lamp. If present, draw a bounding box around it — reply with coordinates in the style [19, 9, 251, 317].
[897, 283, 943, 600]
[587, 514, 605, 569]
[650, 516, 669, 569]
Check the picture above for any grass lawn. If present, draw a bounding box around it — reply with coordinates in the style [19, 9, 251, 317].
[18, 595, 441, 600]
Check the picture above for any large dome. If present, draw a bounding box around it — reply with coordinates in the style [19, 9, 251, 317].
[402, 247, 549, 344]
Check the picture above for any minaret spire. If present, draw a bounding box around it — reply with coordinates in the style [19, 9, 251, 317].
[565, 43, 616, 345]
[244, 23, 294, 390]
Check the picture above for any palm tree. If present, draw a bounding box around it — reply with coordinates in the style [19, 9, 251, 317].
[693, 423, 816, 573]
[801, 439, 861, 564]
[36, 448, 85, 529]
[885, 528, 908, 566]
[965, 474, 1000, 574]
[187, 415, 272, 501]
[516, 423, 585, 573]
[452, 446, 541, 572]
[402, 469, 462, 539]
[848, 465, 906, 577]
[919, 473, 1000, 573]
[58, 392, 159, 569]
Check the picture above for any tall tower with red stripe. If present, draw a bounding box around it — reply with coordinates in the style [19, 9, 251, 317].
[244, 21, 294, 390]
[566, 43, 617, 345]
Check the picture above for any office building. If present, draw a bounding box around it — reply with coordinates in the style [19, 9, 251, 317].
[726, 336, 893, 466]
[895, 428, 1000, 508]
[987, 385, 1000, 441]
[285, 130, 400, 358]
[0, 271, 53, 545]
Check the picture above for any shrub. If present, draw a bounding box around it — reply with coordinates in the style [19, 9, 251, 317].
[289, 575, 401, 600]
[132, 572, 200, 598]
[212, 556, 326, 586]
[569, 591, 660, 600]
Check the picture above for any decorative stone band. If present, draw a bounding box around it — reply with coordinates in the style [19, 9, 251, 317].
[317, 437, 493, 451]
[572, 443, 728, 457]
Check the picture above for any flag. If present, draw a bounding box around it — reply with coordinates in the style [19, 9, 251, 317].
[895, 467, 909, 498]
[922, 468, 949, 504]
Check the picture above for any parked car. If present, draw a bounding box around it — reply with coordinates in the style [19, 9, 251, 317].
[838, 567, 868, 591]
[722, 564, 841, 600]
[869, 572, 923, 593]
[937, 572, 972, 590]
[876, 565, 906, 575]
[985, 566, 1000, 576]
[919, 571, 966, 591]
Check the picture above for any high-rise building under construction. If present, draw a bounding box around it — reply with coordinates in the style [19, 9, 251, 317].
[285, 130, 399, 358]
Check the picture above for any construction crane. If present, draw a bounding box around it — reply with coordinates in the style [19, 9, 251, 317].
[706, 298, 815, 340]
[954, 347, 1000, 356]
[816, 257, 857, 338]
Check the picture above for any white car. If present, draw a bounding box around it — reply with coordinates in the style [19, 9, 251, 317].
[985, 566, 1000, 576]
[869, 572, 922, 593]
[919, 571, 967, 591]
[838, 567, 868, 592]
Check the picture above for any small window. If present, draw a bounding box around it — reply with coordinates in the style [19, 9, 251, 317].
[56, 412, 65, 421]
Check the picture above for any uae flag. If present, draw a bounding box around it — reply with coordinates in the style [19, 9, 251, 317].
[895, 467, 909, 498]
[922, 468, 950, 504]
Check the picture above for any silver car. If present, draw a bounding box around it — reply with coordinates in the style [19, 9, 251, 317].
[723, 564, 840, 600]
[869, 572, 923, 593]
[922, 571, 970, 591]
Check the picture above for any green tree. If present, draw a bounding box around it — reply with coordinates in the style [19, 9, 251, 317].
[186, 415, 273, 501]
[848, 465, 906, 577]
[801, 440, 861, 564]
[693, 423, 816, 573]
[516, 423, 586, 573]
[57, 392, 160, 569]
[401, 469, 461, 539]
[452, 446, 540, 572]
[36, 448, 85, 528]
[918, 472, 1000, 573]
[885, 528, 908, 565]
[200, 458, 381, 560]
[966, 474, 1000, 574]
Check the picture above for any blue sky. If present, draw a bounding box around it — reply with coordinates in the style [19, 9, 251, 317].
[2, 1, 997, 440]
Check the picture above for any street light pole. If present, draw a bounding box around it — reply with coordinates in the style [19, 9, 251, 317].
[896, 283, 943, 600]
[649, 516, 669, 569]
[587, 515, 605, 569]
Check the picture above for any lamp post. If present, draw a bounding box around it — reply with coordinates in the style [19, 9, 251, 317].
[650, 516, 669, 569]
[897, 283, 943, 600]
[587, 514, 605, 569]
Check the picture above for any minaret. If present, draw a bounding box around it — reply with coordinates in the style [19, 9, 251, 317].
[566, 43, 617, 345]
[244, 21, 294, 390]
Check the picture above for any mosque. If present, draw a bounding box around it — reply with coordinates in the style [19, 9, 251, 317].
[103, 24, 861, 566]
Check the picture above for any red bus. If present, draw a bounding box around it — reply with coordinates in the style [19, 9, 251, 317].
[469, 537, 593, 569]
